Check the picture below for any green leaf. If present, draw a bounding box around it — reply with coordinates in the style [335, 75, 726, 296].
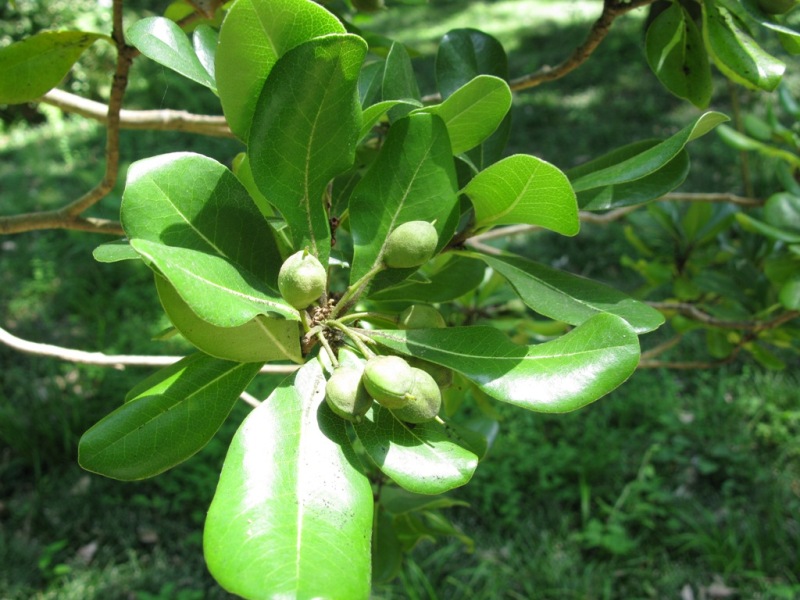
[358, 59, 385, 106]
[645, 3, 712, 108]
[736, 212, 800, 243]
[569, 112, 729, 193]
[349, 113, 459, 286]
[127, 17, 216, 91]
[765, 193, 800, 233]
[131, 239, 298, 326]
[192, 25, 218, 81]
[0, 31, 106, 104]
[155, 275, 302, 363]
[249, 34, 367, 265]
[360, 99, 417, 140]
[417, 75, 512, 155]
[372, 509, 403, 584]
[462, 154, 579, 234]
[369, 313, 640, 413]
[470, 251, 664, 334]
[353, 405, 478, 494]
[702, 1, 785, 91]
[716, 124, 800, 167]
[382, 42, 421, 120]
[204, 360, 373, 600]
[121, 152, 294, 325]
[436, 28, 508, 99]
[779, 274, 800, 309]
[369, 255, 486, 303]
[79, 354, 260, 481]
[92, 240, 140, 263]
[215, 0, 345, 138]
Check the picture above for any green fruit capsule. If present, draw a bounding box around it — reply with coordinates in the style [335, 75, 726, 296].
[391, 368, 442, 424]
[278, 250, 327, 309]
[362, 355, 414, 409]
[383, 221, 438, 269]
[399, 304, 446, 329]
[325, 367, 373, 422]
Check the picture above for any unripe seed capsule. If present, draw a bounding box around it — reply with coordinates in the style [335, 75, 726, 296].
[383, 221, 438, 269]
[362, 355, 414, 409]
[325, 366, 373, 422]
[399, 304, 446, 329]
[391, 367, 442, 424]
[278, 250, 327, 309]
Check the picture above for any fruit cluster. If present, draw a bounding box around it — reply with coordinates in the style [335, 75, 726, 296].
[276, 220, 448, 424]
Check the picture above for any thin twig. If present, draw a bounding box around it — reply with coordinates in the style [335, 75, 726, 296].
[649, 303, 799, 332]
[39, 89, 232, 137]
[0, 323, 299, 373]
[640, 334, 684, 361]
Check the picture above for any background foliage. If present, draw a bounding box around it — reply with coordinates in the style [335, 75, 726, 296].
[1, 0, 799, 598]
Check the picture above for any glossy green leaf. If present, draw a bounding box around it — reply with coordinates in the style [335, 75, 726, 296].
[215, 0, 345, 138]
[121, 152, 294, 325]
[436, 28, 508, 99]
[79, 354, 260, 481]
[469, 251, 665, 334]
[740, 0, 800, 41]
[702, 1, 785, 91]
[716, 125, 800, 167]
[92, 240, 139, 263]
[353, 405, 478, 494]
[645, 2, 712, 108]
[192, 25, 218, 81]
[155, 275, 302, 363]
[417, 75, 512, 155]
[360, 99, 416, 140]
[578, 151, 690, 210]
[204, 360, 373, 600]
[349, 113, 459, 285]
[369, 255, 486, 303]
[0, 31, 106, 104]
[570, 112, 728, 193]
[249, 34, 366, 265]
[127, 17, 216, 91]
[131, 239, 298, 326]
[369, 313, 640, 413]
[462, 154, 579, 234]
[382, 42, 421, 120]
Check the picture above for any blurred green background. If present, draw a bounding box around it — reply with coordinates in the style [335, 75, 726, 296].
[1, 1, 799, 598]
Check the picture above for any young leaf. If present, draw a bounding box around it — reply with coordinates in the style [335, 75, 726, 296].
[349, 113, 459, 285]
[215, 0, 345, 138]
[204, 360, 373, 600]
[645, 2, 712, 108]
[127, 17, 216, 92]
[569, 112, 729, 193]
[468, 251, 665, 334]
[417, 75, 512, 155]
[702, 1, 785, 91]
[368, 313, 640, 413]
[462, 154, 579, 234]
[353, 405, 478, 494]
[0, 31, 106, 104]
[248, 34, 367, 265]
[155, 275, 302, 363]
[78, 354, 260, 481]
[382, 42, 422, 121]
[92, 240, 140, 263]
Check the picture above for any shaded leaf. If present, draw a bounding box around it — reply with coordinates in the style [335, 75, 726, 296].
[382, 41, 421, 120]
[369, 255, 486, 303]
[0, 31, 106, 104]
[372, 509, 403, 584]
[79, 354, 260, 480]
[369, 313, 640, 413]
[436, 28, 508, 99]
[204, 360, 373, 600]
[249, 34, 367, 265]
